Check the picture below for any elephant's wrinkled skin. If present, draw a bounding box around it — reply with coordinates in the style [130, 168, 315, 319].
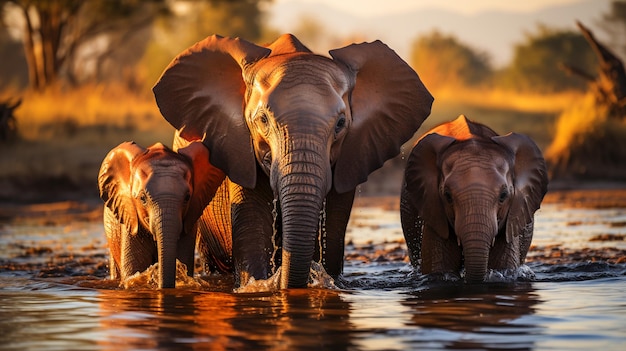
[400, 115, 548, 282]
[153, 34, 433, 288]
[98, 141, 224, 288]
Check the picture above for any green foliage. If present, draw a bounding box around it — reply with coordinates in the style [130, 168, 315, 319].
[0, 0, 269, 90]
[409, 30, 492, 89]
[498, 24, 598, 93]
[140, 0, 270, 91]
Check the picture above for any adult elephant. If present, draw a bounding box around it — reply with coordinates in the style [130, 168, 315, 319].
[153, 34, 433, 288]
[400, 115, 548, 282]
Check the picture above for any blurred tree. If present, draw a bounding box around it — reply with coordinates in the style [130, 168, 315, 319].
[409, 30, 492, 90]
[498, 24, 597, 92]
[598, 0, 626, 60]
[0, 0, 169, 90]
[546, 22, 626, 181]
[141, 0, 272, 92]
[0, 22, 27, 90]
[1, 0, 271, 91]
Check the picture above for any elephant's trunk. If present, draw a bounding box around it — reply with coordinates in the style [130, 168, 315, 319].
[152, 201, 183, 289]
[456, 192, 497, 283]
[275, 137, 330, 289]
[461, 237, 491, 283]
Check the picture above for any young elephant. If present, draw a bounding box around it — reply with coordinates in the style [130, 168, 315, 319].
[98, 141, 225, 288]
[400, 115, 548, 282]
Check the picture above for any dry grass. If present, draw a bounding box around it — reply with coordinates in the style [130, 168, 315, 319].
[545, 92, 626, 180]
[412, 87, 574, 151]
[433, 86, 582, 114]
[545, 93, 604, 159]
[8, 83, 172, 140]
[0, 84, 589, 201]
[0, 84, 176, 202]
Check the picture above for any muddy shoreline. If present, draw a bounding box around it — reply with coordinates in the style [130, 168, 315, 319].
[1, 180, 626, 227]
[1, 181, 625, 280]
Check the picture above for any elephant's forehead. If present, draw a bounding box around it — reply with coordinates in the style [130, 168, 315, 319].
[444, 142, 510, 173]
[255, 55, 348, 91]
[133, 157, 189, 178]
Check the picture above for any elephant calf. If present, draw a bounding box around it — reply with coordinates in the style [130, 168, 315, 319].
[400, 115, 548, 282]
[98, 141, 224, 288]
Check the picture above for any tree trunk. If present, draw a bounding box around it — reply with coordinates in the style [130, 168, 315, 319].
[563, 21, 626, 118]
[20, 5, 42, 90]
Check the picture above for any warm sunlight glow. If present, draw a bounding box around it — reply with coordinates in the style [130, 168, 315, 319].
[274, 0, 585, 17]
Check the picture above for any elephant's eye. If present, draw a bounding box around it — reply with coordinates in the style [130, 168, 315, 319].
[259, 114, 268, 125]
[443, 189, 453, 204]
[184, 192, 191, 203]
[139, 192, 148, 205]
[335, 114, 346, 135]
[256, 112, 270, 134]
[498, 189, 509, 203]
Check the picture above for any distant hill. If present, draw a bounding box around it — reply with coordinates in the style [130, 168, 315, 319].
[267, 0, 612, 66]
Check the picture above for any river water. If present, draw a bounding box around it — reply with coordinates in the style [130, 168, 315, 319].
[1, 195, 625, 350]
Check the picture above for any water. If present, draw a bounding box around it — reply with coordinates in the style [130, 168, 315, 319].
[1, 197, 625, 350]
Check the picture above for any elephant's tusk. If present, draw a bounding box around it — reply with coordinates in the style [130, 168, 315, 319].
[457, 237, 462, 246]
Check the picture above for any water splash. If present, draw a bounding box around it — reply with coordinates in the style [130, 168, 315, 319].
[318, 200, 327, 266]
[234, 261, 337, 293]
[484, 265, 536, 282]
[270, 198, 279, 275]
[121, 260, 211, 290]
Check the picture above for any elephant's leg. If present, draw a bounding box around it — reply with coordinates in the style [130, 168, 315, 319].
[229, 174, 276, 287]
[488, 230, 523, 271]
[400, 195, 422, 267]
[198, 180, 233, 273]
[316, 187, 355, 277]
[421, 227, 462, 276]
[120, 229, 157, 280]
[518, 221, 534, 266]
[108, 246, 120, 280]
[103, 208, 122, 280]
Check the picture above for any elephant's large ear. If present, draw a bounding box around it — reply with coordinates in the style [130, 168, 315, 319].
[329, 40, 434, 193]
[152, 35, 271, 189]
[404, 133, 456, 239]
[492, 133, 549, 244]
[178, 141, 226, 235]
[98, 142, 146, 236]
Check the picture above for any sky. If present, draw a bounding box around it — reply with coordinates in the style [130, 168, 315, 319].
[273, 0, 585, 17]
[269, 0, 611, 66]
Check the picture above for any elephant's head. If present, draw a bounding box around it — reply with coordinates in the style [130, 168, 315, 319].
[153, 34, 433, 288]
[98, 141, 224, 288]
[404, 116, 548, 282]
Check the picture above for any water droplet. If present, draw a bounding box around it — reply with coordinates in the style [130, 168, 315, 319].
[271, 198, 279, 274]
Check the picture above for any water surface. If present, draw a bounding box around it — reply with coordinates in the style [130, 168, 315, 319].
[1, 196, 625, 350]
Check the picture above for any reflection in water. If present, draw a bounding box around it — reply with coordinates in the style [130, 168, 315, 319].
[401, 283, 541, 350]
[95, 288, 355, 350]
[1, 199, 626, 350]
[1, 274, 625, 350]
[0, 283, 102, 350]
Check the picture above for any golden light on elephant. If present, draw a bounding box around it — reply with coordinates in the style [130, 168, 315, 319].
[98, 141, 225, 288]
[401, 115, 548, 283]
[153, 33, 433, 289]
